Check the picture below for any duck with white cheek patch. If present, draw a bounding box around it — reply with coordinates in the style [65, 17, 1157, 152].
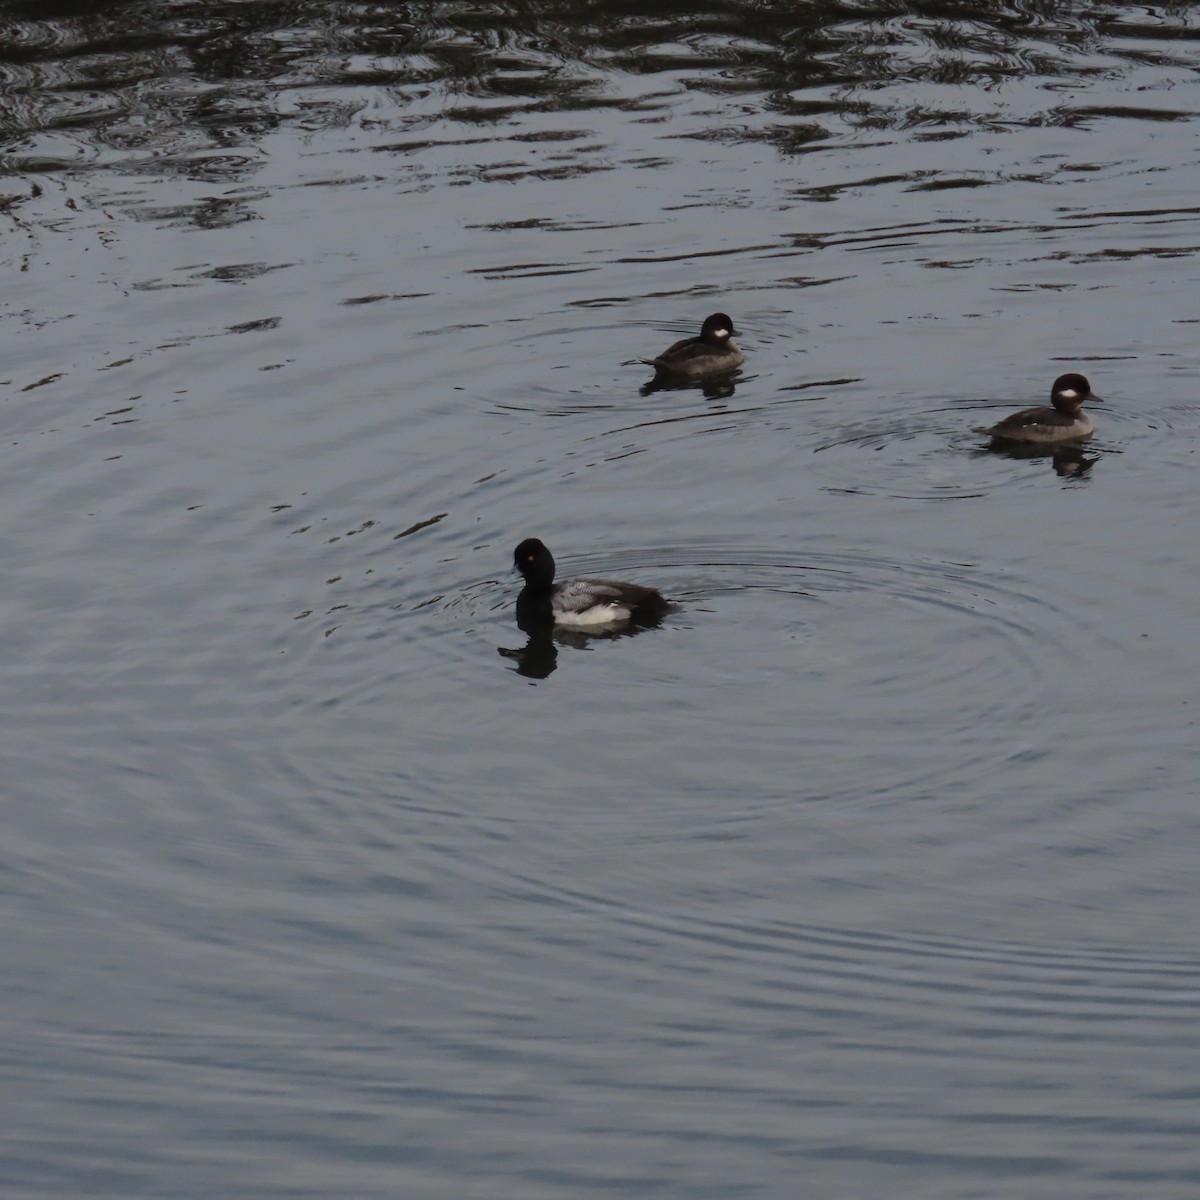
[974, 373, 1099, 444]
[644, 312, 744, 381]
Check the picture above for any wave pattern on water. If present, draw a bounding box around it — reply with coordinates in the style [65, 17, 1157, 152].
[4, 4, 1200, 1199]
[3, 3, 1199, 173]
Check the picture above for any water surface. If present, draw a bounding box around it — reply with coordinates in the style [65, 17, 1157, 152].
[3, 3, 1200, 1197]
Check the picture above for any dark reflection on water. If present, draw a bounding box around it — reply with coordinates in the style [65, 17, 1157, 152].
[4, 0, 1192, 182]
[498, 619, 666, 680]
[498, 625, 559, 678]
[976, 437, 1100, 479]
[639, 370, 740, 399]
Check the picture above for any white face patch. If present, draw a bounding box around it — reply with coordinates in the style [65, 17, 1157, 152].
[712, 327, 730, 339]
[1059, 389, 1078, 401]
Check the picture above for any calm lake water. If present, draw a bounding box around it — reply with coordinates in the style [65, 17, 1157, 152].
[3, 2, 1200, 1196]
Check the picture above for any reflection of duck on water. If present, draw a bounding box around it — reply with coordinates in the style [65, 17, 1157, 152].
[498, 620, 666, 681]
[639, 371, 739, 400]
[976, 434, 1099, 479]
[498, 626, 558, 680]
[1049, 443, 1097, 478]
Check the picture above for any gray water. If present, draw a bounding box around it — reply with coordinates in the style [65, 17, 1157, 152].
[3, 2, 1200, 1196]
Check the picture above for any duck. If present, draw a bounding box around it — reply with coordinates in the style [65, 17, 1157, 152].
[512, 538, 672, 629]
[974, 373, 1098, 443]
[645, 312, 744, 380]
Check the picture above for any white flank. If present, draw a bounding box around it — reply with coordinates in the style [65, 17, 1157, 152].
[555, 603, 631, 628]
